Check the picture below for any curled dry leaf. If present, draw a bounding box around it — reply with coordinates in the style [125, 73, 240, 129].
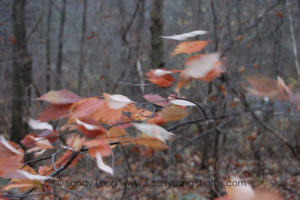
[161, 30, 208, 40]
[34, 90, 82, 105]
[133, 123, 175, 143]
[95, 151, 113, 175]
[171, 41, 208, 56]
[103, 92, 135, 110]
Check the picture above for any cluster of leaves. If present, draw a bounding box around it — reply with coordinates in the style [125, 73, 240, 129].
[0, 30, 287, 200]
[147, 30, 225, 93]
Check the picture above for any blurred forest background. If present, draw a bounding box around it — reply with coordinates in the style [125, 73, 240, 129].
[0, 0, 300, 199]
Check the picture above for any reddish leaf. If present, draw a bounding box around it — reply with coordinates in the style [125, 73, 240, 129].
[38, 104, 72, 121]
[76, 117, 107, 138]
[83, 139, 111, 157]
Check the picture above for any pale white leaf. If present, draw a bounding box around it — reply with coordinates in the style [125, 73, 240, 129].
[28, 118, 53, 131]
[182, 53, 220, 79]
[133, 123, 174, 143]
[96, 151, 113, 175]
[170, 99, 196, 106]
[161, 30, 208, 40]
[0, 135, 22, 155]
[75, 119, 99, 130]
[16, 170, 53, 181]
[105, 93, 135, 110]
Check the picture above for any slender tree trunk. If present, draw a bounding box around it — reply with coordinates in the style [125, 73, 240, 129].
[11, 0, 31, 143]
[150, 0, 163, 69]
[77, 0, 87, 94]
[55, 0, 67, 89]
[286, 0, 300, 76]
[45, 0, 52, 91]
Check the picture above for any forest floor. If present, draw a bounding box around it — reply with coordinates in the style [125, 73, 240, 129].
[52, 145, 300, 200]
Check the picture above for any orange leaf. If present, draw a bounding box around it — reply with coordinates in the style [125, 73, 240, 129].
[171, 41, 208, 56]
[146, 69, 176, 87]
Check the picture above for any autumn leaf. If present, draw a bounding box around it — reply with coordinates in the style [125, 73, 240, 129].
[0, 135, 24, 179]
[103, 92, 135, 110]
[146, 69, 177, 87]
[160, 30, 208, 40]
[83, 139, 112, 157]
[35, 90, 82, 105]
[28, 118, 53, 131]
[108, 127, 128, 137]
[171, 41, 208, 56]
[161, 105, 188, 121]
[38, 104, 72, 121]
[69, 97, 104, 119]
[146, 114, 167, 126]
[95, 151, 113, 175]
[133, 123, 174, 143]
[76, 117, 107, 138]
[244, 76, 291, 100]
[143, 94, 170, 107]
[91, 102, 123, 125]
[182, 53, 221, 80]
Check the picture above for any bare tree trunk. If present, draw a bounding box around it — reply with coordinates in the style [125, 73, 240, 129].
[150, 0, 163, 69]
[286, 0, 300, 76]
[77, 0, 87, 94]
[45, 0, 52, 91]
[55, 0, 67, 89]
[11, 0, 31, 143]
